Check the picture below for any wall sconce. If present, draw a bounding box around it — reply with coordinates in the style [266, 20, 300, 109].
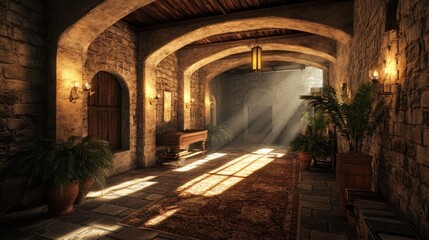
[190, 98, 195, 103]
[83, 82, 91, 91]
[185, 102, 190, 108]
[369, 69, 397, 95]
[69, 81, 92, 103]
[149, 91, 161, 105]
[369, 69, 380, 81]
[210, 100, 214, 108]
[69, 82, 79, 103]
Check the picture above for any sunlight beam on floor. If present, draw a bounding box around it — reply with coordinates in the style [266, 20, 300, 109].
[87, 176, 158, 198]
[173, 153, 227, 172]
[177, 153, 275, 197]
[145, 208, 180, 227]
[252, 148, 274, 154]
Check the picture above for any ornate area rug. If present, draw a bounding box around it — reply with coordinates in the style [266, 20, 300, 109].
[120, 154, 299, 240]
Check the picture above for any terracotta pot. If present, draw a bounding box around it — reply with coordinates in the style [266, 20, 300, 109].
[335, 153, 373, 218]
[74, 178, 95, 205]
[298, 151, 312, 171]
[45, 180, 78, 216]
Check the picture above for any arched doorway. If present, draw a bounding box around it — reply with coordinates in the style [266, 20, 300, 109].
[88, 71, 122, 150]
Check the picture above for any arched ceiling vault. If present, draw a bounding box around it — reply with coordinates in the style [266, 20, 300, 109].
[143, 1, 352, 66]
[201, 54, 328, 83]
[182, 42, 334, 78]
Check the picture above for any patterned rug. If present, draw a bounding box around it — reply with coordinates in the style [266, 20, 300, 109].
[120, 154, 300, 240]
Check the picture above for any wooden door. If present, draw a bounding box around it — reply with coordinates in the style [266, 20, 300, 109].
[88, 72, 121, 150]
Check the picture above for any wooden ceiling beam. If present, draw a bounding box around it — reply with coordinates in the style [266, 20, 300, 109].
[208, 0, 228, 15]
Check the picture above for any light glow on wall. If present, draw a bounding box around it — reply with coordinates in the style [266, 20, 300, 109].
[384, 55, 397, 83]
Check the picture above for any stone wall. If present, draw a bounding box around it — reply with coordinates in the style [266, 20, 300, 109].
[190, 70, 205, 129]
[213, 67, 322, 144]
[84, 21, 138, 176]
[0, 0, 47, 162]
[156, 54, 179, 133]
[330, 0, 429, 237]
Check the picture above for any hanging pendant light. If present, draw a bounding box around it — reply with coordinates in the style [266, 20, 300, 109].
[251, 45, 262, 71]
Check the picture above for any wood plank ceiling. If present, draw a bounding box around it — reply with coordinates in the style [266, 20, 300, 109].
[122, 0, 346, 46]
[121, 0, 347, 72]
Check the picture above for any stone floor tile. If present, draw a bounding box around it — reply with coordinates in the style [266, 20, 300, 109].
[128, 191, 151, 199]
[112, 188, 139, 196]
[97, 236, 119, 240]
[40, 222, 88, 239]
[300, 228, 311, 240]
[145, 193, 165, 201]
[18, 218, 63, 235]
[328, 221, 355, 236]
[301, 216, 328, 232]
[142, 187, 169, 194]
[74, 226, 110, 239]
[312, 210, 342, 221]
[92, 204, 128, 216]
[75, 199, 107, 211]
[59, 211, 100, 225]
[117, 198, 151, 209]
[302, 194, 331, 203]
[301, 207, 312, 216]
[86, 215, 122, 232]
[116, 208, 138, 218]
[110, 227, 159, 240]
[310, 230, 348, 240]
[300, 200, 332, 211]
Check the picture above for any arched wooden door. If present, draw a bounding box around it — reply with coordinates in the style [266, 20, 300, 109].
[88, 72, 121, 150]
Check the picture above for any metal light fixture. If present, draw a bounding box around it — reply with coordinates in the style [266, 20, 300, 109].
[149, 91, 161, 105]
[369, 69, 380, 81]
[251, 45, 262, 71]
[69, 81, 79, 103]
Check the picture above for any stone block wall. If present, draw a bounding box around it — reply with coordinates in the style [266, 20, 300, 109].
[156, 54, 179, 133]
[214, 67, 322, 144]
[84, 21, 138, 176]
[330, 0, 429, 237]
[0, 0, 47, 163]
[190, 70, 205, 129]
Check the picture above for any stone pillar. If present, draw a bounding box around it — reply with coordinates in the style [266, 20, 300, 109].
[140, 64, 157, 167]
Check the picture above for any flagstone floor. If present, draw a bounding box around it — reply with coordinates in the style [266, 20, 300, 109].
[0, 144, 357, 240]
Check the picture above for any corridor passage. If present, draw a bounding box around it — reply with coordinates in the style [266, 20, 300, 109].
[0, 144, 356, 240]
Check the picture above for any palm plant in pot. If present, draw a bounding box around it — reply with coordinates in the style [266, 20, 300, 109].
[301, 81, 385, 217]
[289, 111, 332, 170]
[3, 136, 113, 215]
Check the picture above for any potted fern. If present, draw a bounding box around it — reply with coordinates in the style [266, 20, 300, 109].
[3, 136, 114, 215]
[301, 81, 385, 217]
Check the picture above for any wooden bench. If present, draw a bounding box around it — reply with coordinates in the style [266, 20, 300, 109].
[345, 189, 422, 240]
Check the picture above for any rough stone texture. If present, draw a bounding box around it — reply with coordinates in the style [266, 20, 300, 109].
[0, 0, 47, 161]
[156, 54, 179, 133]
[190, 70, 205, 129]
[213, 67, 322, 144]
[330, 1, 429, 238]
[84, 21, 138, 176]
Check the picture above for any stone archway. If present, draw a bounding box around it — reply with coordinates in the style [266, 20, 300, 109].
[55, 0, 156, 140]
